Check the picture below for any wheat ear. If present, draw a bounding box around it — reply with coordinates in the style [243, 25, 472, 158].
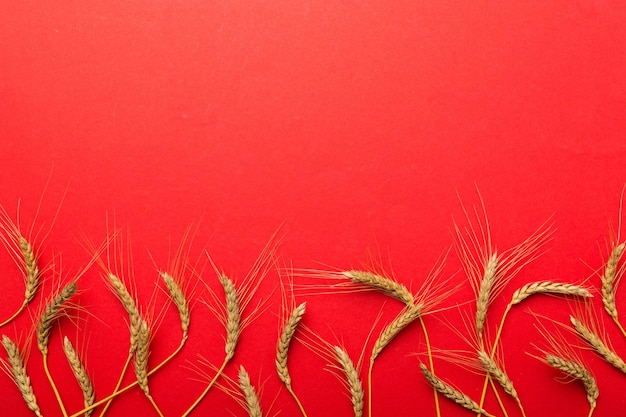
[238, 366, 263, 417]
[477, 350, 518, 400]
[371, 303, 423, 361]
[419, 363, 493, 417]
[63, 337, 95, 417]
[342, 270, 415, 306]
[161, 272, 190, 340]
[570, 316, 626, 373]
[545, 354, 598, 412]
[475, 253, 498, 342]
[37, 281, 77, 355]
[2, 335, 43, 417]
[511, 281, 592, 305]
[276, 302, 306, 388]
[19, 236, 40, 303]
[134, 319, 151, 395]
[601, 243, 625, 321]
[107, 273, 141, 354]
[334, 346, 364, 417]
[221, 274, 242, 362]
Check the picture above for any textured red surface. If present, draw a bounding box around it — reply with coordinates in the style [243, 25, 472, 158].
[1, 1, 626, 416]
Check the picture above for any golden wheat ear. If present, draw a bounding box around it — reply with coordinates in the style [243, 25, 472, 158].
[1, 335, 43, 417]
[238, 366, 264, 417]
[63, 336, 95, 417]
[419, 363, 493, 417]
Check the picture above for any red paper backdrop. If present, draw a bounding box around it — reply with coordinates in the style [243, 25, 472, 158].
[1, 1, 626, 416]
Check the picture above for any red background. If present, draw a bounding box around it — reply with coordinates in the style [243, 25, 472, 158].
[1, 1, 626, 416]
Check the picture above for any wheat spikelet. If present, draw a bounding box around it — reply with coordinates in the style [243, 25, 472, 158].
[161, 272, 190, 339]
[371, 303, 423, 361]
[477, 350, 518, 399]
[134, 319, 151, 396]
[601, 243, 625, 320]
[333, 346, 363, 417]
[545, 354, 598, 410]
[419, 363, 492, 416]
[238, 366, 263, 417]
[220, 274, 241, 362]
[342, 270, 414, 306]
[63, 336, 95, 416]
[475, 253, 498, 340]
[107, 273, 141, 354]
[19, 237, 40, 303]
[276, 302, 306, 387]
[37, 281, 77, 355]
[570, 316, 626, 373]
[510, 281, 592, 305]
[2, 335, 42, 417]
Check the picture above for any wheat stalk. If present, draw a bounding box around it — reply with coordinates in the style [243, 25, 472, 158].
[220, 274, 242, 362]
[19, 236, 40, 303]
[511, 281, 592, 305]
[601, 243, 625, 321]
[37, 281, 77, 355]
[371, 303, 423, 361]
[570, 316, 626, 373]
[333, 346, 364, 417]
[238, 366, 263, 417]
[107, 273, 141, 354]
[161, 272, 190, 340]
[419, 363, 492, 416]
[545, 354, 598, 411]
[2, 335, 42, 417]
[276, 301, 306, 388]
[342, 270, 414, 306]
[63, 337, 95, 417]
[477, 350, 518, 400]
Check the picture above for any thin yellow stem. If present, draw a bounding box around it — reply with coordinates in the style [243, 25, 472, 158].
[614, 318, 626, 339]
[419, 316, 440, 417]
[0, 301, 27, 327]
[587, 405, 595, 417]
[489, 378, 509, 417]
[98, 353, 132, 417]
[368, 359, 374, 417]
[477, 304, 512, 416]
[516, 397, 527, 417]
[148, 394, 165, 417]
[69, 338, 186, 417]
[180, 357, 228, 417]
[44, 354, 69, 417]
[287, 386, 308, 417]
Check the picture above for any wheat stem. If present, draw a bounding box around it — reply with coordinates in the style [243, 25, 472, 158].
[419, 316, 441, 417]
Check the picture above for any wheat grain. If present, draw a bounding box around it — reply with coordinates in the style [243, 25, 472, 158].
[19, 237, 40, 303]
[161, 272, 190, 339]
[107, 273, 141, 354]
[2, 335, 42, 417]
[475, 253, 498, 340]
[371, 303, 423, 361]
[545, 354, 598, 410]
[601, 243, 625, 320]
[37, 281, 77, 355]
[333, 346, 363, 417]
[276, 302, 306, 387]
[342, 270, 414, 306]
[134, 319, 151, 396]
[570, 316, 626, 373]
[63, 337, 95, 417]
[477, 350, 518, 399]
[511, 281, 592, 305]
[419, 363, 492, 416]
[238, 366, 263, 417]
[220, 274, 241, 362]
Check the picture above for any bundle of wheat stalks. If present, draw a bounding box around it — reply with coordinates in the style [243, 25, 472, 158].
[1, 192, 625, 417]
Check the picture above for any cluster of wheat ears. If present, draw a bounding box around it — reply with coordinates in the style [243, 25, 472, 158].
[1, 192, 625, 417]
